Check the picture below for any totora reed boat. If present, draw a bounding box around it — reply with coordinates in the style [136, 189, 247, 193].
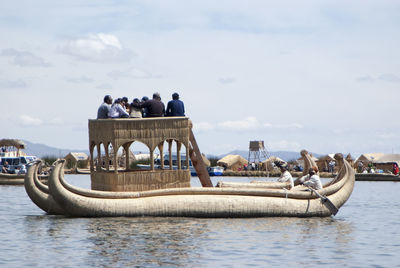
[24, 117, 355, 217]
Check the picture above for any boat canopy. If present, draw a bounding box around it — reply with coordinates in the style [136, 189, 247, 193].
[0, 139, 25, 149]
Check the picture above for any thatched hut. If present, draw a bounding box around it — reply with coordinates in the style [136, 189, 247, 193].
[217, 155, 248, 171]
[316, 154, 336, 172]
[354, 153, 384, 171]
[64, 152, 89, 169]
[372, 154, 400, 173]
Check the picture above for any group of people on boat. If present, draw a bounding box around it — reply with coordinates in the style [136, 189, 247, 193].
[97, 92, 185, 119]
[1, 161, 27, 174]
[275, 161, 322, 190]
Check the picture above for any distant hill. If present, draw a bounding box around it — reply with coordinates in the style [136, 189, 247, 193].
[22, 140, 89, 158]
[207, 150, 322, 162]
[19, 139, 322, 162]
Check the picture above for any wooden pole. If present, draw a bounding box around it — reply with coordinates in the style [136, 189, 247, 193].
[189, 129, 213, 187]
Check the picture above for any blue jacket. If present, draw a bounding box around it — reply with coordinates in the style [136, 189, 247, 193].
[166, 99, 185, 116]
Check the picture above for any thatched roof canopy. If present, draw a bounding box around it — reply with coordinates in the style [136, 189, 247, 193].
[0, 139, 25, 149]
[217, 155, 247, 168]
[64, 152, 89, 161]
[372, 154, 400, 165]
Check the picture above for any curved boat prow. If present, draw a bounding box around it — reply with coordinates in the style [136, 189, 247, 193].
[326, 153, 355, 210]
[293, 150, 318, 186]
[24, 161, 65, 215]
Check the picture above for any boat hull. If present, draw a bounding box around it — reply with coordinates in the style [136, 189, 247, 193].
[355, 173, 400, 181]
[24, 152, 355, 218]
[0, 173, 48, 185]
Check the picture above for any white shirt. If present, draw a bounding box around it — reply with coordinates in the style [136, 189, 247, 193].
[18, 166, 27, 174]
[278, 170, 294, 189]
[108, 103, 129, 118]
[299, 174, 322, 190]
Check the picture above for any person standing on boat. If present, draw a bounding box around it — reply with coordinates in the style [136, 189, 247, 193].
[275, 161, 294, 189]
[299, 166, 322, 190]
[97, 95, 113, 119]
[165, 92, 185, 116]
[393, 163, 399, 175]
[132, 92, 165, 117]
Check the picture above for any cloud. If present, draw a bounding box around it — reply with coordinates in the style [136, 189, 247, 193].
[64, 75, 94, 83]
[356, 75, 375, 83]
[96, 83, 113, 89]
[194, 117, 303, 133]
[58, 33, 134, 63]
[268, 140, 302, 151]
[218, 77, 236, 84]
[218, 116, 259, 131]
[0, 79, 27, 89]
[1, 48, 51, 67]
[108, 68, 156, 79]
[19, 114, 42, 126]
[192, 122, 215, 132]
[356, 74, 400, 83]
[378, 74, 400, 83]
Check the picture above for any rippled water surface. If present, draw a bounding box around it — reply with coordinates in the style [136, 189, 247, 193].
[0, 175, 399, 267]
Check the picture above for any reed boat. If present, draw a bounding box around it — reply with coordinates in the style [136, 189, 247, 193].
[355, 173, 400, 181]
[24, 117, 355, 217]
[0, 172, 48, 185]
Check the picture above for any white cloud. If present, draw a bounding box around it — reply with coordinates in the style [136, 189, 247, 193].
[268, 140, 302, 151]
[19, 115, 42, 126]
[1, 48, 51, 67]
[356, 75, 375, 83]
[96, 83, 113, 89]
[194, 117, 304, 133]
[193, 122, 215, 133]
[218, 117, 259, 131]
[64, 76, 94, 83]
[0, 79, 27, 89]
[218, 77, 236, 84]
[58, 33, 134, 63]
[108, 68, 155, 79]
[357, 74, 400, 84]
[378, 74, 400, 83]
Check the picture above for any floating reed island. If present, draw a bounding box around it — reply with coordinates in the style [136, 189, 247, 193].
[24, 117, 355, 217]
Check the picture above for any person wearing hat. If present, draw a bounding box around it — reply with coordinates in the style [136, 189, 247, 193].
[275, 161, 294, 189]
[299, 166, 322, 190]
[132, 92, 165, 117]
[165, 92, 185, 116]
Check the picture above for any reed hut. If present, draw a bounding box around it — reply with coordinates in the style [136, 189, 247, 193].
[354, 153, 384, 169]
[371, 154, 400, 173]
[64, 152, 89, 169]
[316, 154, 336, 172]
[217, 155, 248, 171]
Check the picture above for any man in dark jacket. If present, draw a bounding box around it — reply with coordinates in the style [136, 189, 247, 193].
[132, 92, 165, 117]
[165, 92, 185, 116]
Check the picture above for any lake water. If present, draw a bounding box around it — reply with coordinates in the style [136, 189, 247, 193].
[0, 175, 399, 267]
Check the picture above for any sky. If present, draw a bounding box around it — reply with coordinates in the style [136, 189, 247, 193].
[1, 0, 399, 157]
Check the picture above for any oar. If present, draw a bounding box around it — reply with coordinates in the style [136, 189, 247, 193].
[307, 186, 339, 215]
